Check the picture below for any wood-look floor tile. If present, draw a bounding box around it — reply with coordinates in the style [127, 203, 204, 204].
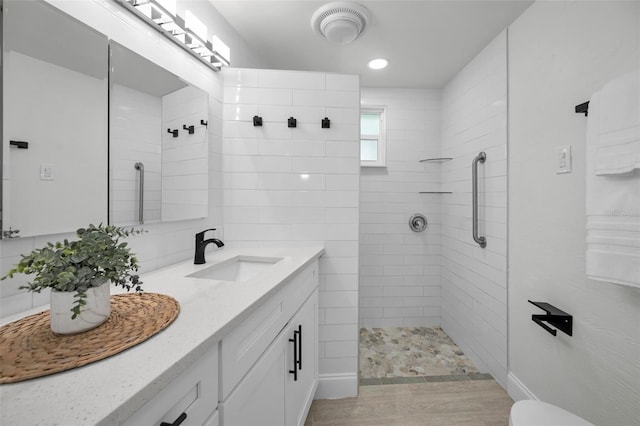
[305, 381, 513, 426]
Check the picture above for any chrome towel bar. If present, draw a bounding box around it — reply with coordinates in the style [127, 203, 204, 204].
[472, 152, 487, 248]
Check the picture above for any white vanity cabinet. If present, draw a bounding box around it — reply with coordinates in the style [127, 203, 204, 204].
[284, 288, 318, 426]
[0, 248, 325, 426]
[219, 323, 287, 425]
[121, 342, 219, 426]
[220, 261, 319, 426]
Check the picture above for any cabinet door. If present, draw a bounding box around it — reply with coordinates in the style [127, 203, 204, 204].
[284, 289, 318, 426]
[220, 333, 285, 426]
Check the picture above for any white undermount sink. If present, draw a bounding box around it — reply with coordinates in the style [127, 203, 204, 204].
[187, 255, 283, 282]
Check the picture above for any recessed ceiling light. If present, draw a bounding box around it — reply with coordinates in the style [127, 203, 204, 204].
[368, 58, 388, 70]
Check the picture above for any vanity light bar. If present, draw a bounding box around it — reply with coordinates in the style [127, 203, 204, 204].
[114, 0, 230, 70]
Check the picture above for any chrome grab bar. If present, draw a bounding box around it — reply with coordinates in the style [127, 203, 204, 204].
[472, 152, 486, 248]
[134, 162, 144, 224]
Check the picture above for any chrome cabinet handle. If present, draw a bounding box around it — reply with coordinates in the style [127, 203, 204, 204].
[134, 162, 144, 225]
[472, 152, 487, 248]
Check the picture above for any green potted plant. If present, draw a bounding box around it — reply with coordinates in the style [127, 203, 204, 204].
[2, 224, 143, 334]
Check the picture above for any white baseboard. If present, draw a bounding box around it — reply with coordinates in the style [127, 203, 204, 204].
[507, 371, 538, 401]
[314, 373, 358, 399]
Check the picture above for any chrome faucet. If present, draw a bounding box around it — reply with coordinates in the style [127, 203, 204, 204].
[194, 228, 224, 264]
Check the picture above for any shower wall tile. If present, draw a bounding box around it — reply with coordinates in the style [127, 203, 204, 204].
[257, 69, 326, 90]
[221, 67, 360, 398]
[359, 88, 442, 328]
[440, 31, 508, 388]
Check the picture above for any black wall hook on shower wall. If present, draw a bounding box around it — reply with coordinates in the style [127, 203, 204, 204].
[575, 101, 589, 116]
[322, 117, 331, 128]
[183, 124, 195, 134]
[253, 115, 263, 126]
[167, 128, 179, 138]
[9, 140, 29, 149]
[200, 119, 208, 127]
[288, 117, 297, 128]
[528, 300, 573, 336]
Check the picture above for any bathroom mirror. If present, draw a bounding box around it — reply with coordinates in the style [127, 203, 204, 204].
[109, 42, 209, 226]
[1, 0, 109, 239]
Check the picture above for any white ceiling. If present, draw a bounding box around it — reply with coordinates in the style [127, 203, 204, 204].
[209, 0, 534, 88]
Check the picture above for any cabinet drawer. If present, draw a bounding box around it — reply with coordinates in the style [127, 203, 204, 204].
[220, 260, 318, 400]
[281, 260, 317, 320]
[121, 344, 218, 426]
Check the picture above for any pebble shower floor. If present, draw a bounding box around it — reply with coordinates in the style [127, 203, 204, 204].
[359, 327, 493, 385]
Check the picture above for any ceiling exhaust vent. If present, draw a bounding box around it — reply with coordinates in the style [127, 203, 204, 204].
[311, 1, 371, 45]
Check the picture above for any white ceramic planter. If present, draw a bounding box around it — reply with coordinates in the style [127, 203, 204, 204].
[50, 282, 111, 334]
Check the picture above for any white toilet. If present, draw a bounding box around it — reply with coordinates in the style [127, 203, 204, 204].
[509, 400, 594, 426]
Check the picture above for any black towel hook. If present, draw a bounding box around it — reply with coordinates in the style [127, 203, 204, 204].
[575, 101, 589, 116]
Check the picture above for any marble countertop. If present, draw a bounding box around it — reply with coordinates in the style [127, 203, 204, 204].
[0, 246, 324, 426]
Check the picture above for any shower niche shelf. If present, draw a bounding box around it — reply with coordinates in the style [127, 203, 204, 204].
[419, 157, 452, 163]
[419, 157, 453, 193]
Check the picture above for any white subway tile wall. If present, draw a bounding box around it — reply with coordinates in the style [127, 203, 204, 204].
[440, 31, 508, 387]
[359, 88, 443, 328]
[221, 68, 360, 397]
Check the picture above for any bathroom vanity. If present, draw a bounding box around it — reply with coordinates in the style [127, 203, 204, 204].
[0, 247, 324, 426]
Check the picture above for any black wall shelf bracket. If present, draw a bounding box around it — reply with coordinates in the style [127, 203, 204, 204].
[167, 128, 179, 138]
[183, 124, 195, 134]
[9, 140, 29, 149]
[253, 115, 262, 126]
[528, 300, 573, 337]
[575, 101, 589, 116]
[288, 117, 297, 128]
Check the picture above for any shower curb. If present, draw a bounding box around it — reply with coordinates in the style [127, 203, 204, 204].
[359, 373, 494, 386]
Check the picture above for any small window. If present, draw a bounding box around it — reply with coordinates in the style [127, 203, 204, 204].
[360, 107, 386, 167]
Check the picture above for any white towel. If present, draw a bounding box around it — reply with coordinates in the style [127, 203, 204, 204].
[586, 84, 640, 288]
[594, 70, 640, 175]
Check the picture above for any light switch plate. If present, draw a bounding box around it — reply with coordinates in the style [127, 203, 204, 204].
[40, 164, 54, 180]
[556, 145, 572, 174]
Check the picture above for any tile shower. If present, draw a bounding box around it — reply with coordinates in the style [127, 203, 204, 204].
[359, 31, 508, 386]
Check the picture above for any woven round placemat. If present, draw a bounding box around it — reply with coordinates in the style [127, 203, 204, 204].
[0, 293, 179, 384]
